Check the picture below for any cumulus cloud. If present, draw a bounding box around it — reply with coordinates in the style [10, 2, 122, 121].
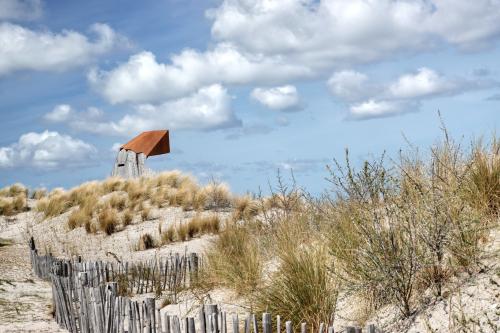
[327, 70, 374, 102]
[349, 100, 419, 120]
[209, 0, 500, 57]
[88, 0, 500, 105]
[44, 104, 73, 122]
[251, 85, 302, 111]
[388, 67, 458, 99]
[88, 47, 311, 104]
[0, 0, 42, 21]
[224, 123, 273, 140]
[0, 130, 96, 169]
[44, 105, 104, 130]
[51, 85, 241, 136]
[328, 67, 496, 120]
[0, 23, 124, 75]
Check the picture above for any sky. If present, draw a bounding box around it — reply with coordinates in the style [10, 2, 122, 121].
[0, 0, 499, 194]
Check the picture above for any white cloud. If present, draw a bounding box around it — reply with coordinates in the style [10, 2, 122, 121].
[251, 85, 302, 111]
[89, 47, 311, 104]
[388, 67, 457, 99]
[327, 67, 496, 119]
[0, 23, 124, 75]
[0, 130, 96, 169]
[58, 85, 241, 136]
[327, 70, 373, 101]
[89, 1, 500, 105]
[111, 142, 122, 152]
[209, 0, 500, 57]
[0, 0, 42, 21]
[43, 105, 105, 130]
[44, 104, 73, 122]
[349, 100, 418, 120]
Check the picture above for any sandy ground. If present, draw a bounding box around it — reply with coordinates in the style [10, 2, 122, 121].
[1, 201, 499, 332]
[0, 219, 66, 332]
[334, 225, 500, 332]
[0, 204, 248, 332]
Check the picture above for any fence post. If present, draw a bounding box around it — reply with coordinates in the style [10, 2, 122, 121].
[232, 314, 239, 333]
[189, 317, 196, 333]
[263, 313, 271, 333]
[285, 321, 293, 333]
[206, 304, 219, 333]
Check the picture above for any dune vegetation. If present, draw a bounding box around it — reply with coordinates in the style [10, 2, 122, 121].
[0, 132, 498, 330]
[28, 171, 233, 235]
[200, 132, 499, 328]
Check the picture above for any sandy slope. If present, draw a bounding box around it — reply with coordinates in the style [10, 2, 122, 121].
[1, 202, 498, 332]
[0, 204, 247, 332]
[0, 219, 66, 333]
[334, 226, 500, 332]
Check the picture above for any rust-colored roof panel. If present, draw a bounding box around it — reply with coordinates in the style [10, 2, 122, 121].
[121, 130, 170, 158]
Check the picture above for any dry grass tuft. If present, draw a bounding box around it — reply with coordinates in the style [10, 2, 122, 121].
[137, 233, 155, 250]
[107, 193, 128, 211]
[204, 223, 262, 295]
[186, 214, 220, 238]
[256, 244, 337, 330]
[468, 138, 500, 215]
[201, 182, 232, 210]
[98, 207, 119, 235]
[161, 225, 176, 244]
[31, 188, 47, 200]
[232, 195, 260, 221]
[0, 186, 27, 216]
[67, 208, 92, 230]
[36, 194, 69, 217]
[122, 209, 134, 226]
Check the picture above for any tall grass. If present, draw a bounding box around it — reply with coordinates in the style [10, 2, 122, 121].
[256, 245, 337, 330]
[468, 138, 500, 215]
[204, 223, 262, 295]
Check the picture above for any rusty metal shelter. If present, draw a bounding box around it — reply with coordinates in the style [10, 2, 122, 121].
[111, 130, 170, 178]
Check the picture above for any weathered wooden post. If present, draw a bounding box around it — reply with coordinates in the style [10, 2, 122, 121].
[263, 313, 272, 333]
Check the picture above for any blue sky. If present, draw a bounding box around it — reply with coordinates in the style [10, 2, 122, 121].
[0, 0, 499, 194]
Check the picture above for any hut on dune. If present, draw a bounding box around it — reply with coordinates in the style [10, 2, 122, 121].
[111, 130, 170, 178]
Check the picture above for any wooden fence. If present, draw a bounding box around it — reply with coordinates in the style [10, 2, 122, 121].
[29, 237, 380, 333]
[30, 237, 200, 299]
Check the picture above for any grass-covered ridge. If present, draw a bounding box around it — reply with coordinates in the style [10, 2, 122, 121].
[22, 171, 233, 235]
